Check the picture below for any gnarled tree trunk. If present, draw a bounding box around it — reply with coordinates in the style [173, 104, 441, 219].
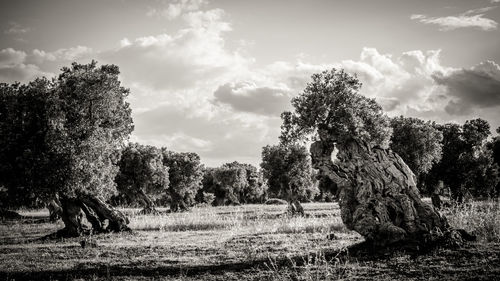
[58, 194, 130, 237]
[137, 189, 159, 215]
[310, 139, 471, 248]
[287, 199, 305, 216]
[47, 195, 63, 222]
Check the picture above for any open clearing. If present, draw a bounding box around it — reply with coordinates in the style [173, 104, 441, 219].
[1, 202, 499, 280]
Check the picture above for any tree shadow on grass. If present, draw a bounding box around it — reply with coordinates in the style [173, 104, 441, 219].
[0, 240, 477, 280]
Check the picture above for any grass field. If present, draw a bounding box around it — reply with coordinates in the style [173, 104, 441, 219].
[1, 201, 499, 280]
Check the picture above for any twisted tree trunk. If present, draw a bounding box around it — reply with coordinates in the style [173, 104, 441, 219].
[310, 139, 472, 248]
[287, 199, 305, 216]
[137, 189, 159, 215]
[47, 195, 63, 222]
[58, 194, 130, 237]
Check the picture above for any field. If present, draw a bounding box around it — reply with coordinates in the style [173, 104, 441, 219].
[1, 201, 499, 280]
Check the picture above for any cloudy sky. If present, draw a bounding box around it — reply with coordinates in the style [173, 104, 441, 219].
[1, 0, 500, 167]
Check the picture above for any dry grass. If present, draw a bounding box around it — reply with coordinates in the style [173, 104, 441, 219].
[443, 199, 500, 242]
[1, 201, 500, 280]
[129, 203, 348, 235]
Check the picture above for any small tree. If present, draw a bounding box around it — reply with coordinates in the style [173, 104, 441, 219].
[222, 162, 267, 204]
[389, 116, 443, 193]
[200, 162, 266, 206]
[116, 143, 168, 214]
[162, 150, 204, 212]
[261, 144, 317, 203]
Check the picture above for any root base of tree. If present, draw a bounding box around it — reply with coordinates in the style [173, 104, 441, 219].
[54, 194, 130, 238]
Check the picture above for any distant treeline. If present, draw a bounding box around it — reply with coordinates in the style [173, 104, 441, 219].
[1, 61, 499, 213]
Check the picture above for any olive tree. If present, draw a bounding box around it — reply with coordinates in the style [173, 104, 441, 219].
[389, 116, 443, 193]
[47, 61, 133, 236]
[281, 68, 469, 248]
[261, 144, 317, 202]
[0, 79, 54, 214]
[162, 150, 204, 212]
[427, 119, 500, 201]
[116, 143, 169, 214]
[201, 162, 266, 206]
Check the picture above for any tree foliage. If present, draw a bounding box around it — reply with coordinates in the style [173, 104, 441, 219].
[261, 144, 317, 202]
[0, 62, 133, 204]
[115, 143, 168, 210]
[389, 116, 443, 183]
[280, 68, 392, 148]
[487, 127, 500, 196]
[426, 119, 499, 200]
[201, 162, 267, 206]
[46, 61, 134, 200]
[0, 79, 54, 208]
[162, 150, 204, 211]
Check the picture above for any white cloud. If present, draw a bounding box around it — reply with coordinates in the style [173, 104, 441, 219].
[0, 48, 27, 65]
[411, 7, 498, 31]
[433, 60, 500, 115]
[213, 82, 293, 116]
[4, 22, 30, 35]
[101, 8, 251, 100]
[31, 46, 94, 63]
[0, 48, 52, 83]
[147, 0, 208, 20]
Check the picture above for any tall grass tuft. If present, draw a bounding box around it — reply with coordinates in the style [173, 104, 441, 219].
[444, 199, 500, 242]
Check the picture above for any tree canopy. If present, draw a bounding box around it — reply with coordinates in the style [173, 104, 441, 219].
[280, 68, 392, 148]
[162, 150, 204, 211]
[426, 119, 499, 200]
[0, 79, 54, 208]
[201, 162, 267, 206]
[115, 143, 168, 212]
[47, 61, 134, 200]
[261, 144, 317, 202]
[389, 116, 443, 182]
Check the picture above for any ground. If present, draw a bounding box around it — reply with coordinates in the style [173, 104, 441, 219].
[0, 202, 499, 280]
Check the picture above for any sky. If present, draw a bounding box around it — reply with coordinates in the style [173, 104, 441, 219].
[1, 0, 500, 167]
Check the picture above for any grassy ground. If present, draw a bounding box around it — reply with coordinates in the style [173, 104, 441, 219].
[0, 201, 499, 280]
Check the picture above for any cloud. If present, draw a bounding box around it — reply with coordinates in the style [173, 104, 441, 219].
[433, 61, 500, 115]
[147, 0, 207, 20]
[0, 48, 51, 83]
[213, 82, 292, 116]
[31, 46, 94, 63]
[4, 22, 30, 35]
[0, 48, 26, 64]
[132, 103, 278, 167]
[339, 48, 447, 114]
[101, 9, 250, 92]
[411, 7, 498, 31]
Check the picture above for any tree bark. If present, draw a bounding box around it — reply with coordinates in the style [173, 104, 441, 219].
[137, 189, 159, 215]
[287, 199, 305, 216]
[310, 139, 471, 248]
[58, 194, 130, 237]
[47, 195, 63, 222]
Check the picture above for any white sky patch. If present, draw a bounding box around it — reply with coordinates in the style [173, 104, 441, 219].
[411, 6, 498, 31]
[0, 47, 53, 82]
[147, 0, 208, 20]
[31, 46, 94, 63]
